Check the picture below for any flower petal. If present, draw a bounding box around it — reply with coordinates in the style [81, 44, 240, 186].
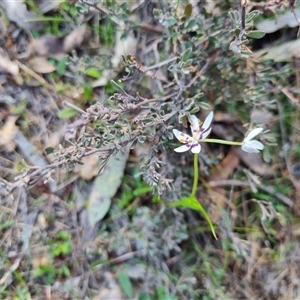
[249, 140, 264, 150]
[191, 143, 201, 153]
[241, 144, 259, 153]
[242, 140, 264, 153]
[201, 127, 212, 140]
[173, 129, 192, 143]
[189, 116, 201, 140]
[174, 145, 191, 152]
[188, 115, 200, 136]
[244, 127, 264, 142]
[202, 111, 214, 131]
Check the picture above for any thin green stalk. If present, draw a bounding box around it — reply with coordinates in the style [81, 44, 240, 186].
[191, 153, 199, 197]
[201, 138, 243, 146]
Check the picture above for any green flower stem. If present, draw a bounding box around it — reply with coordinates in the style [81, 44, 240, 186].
[200, 138, 243, 146]
[190, 139, 242, 197]
[191, 153, 199, 198]
[189, 154, 217, 239]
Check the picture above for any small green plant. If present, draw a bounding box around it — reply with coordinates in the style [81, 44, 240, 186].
[32, 231, 72, 285]
[118, 167, 152, 210]
[49, 231, 72, 257]
[13, 286, 30, 300]
[171, 112, 265, 238]
[33, 264, 56, 285]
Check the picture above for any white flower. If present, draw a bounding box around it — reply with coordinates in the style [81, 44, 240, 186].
[241, 127, 264, 153]
[173, 112, 213, 154]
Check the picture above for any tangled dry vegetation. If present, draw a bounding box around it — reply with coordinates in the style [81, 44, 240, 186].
[1, 0, 300, 299]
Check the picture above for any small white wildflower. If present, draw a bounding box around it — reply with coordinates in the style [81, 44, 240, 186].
[173, 112, 213, 154]
[242, 127, 264, 153]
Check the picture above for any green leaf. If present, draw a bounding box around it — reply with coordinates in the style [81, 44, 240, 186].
[87, 149, 129, 226]
[133, 185, 152, 197]
[185, 19, 197, 31]
[44, 147, 55, 155]
[118, 272, 134, 298]
[169, 197, 217, 239]
[167, 17, 177, 26]
[85, 67, 101, 79]
[184, 3, 193, 18]
[83, 82, 93, 101]
[245, 10, 260, 23]
[190, 107, 200, 114]
[56, 56, 67, 76]
[168, 64, 177, 73]
[246, 30, 266, 39]
[182, 48, 192, 62]
[198, 102, 211, 110]
[118, 190, 133, 210]
[228, 10, 240, 27]
[57, 108, 78, 119]
[240, 46, 253, 58]
[182, 67, 190, 74]
[182, 59, 193, 68]
[11, 101, 26, 114]
[153, 8, 162, 17]
[263, 146, 271, 163]
[229, 40, 241, 54]
[110, 79, 125, 92]
[16, 160, 27, 172]
[55, 84, 65, 92]
[33, 265, 54, 278]
[0, 220, 14, 230]
[61, 265, 70, 277]
[139, 293, 151, 300]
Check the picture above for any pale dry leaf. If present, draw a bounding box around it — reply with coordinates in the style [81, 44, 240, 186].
[45, 131, 63, 148]
[95, 272, 123, 300]
[13, 131, 48, 167]
[0, 48, 19, 76]
[205, 1, 220, 14]
[256, 8, 300, 33]
[96, 286, 123, 300]
[207, 147, 240, 222]
[63, 25, 88, 52]
[233, 147, 272, 176]
[254, 39, 300, 62]
[28, 56, 56, 74]
[1, 0, 44, 31]
[74, 153, 100, 180]
[251, 109, 274, 128]
[209, 147, 240, 182]
[32, 248, 50, 270]
[30, 36, 65, 60]
[111, 30, 138, 68]
[147, 69, 168, 82]
[37, 213, 47, 230]
[29, 25, 88, 59]
[205, 189, 227, 223]
[36, 0, 63, 14]
[0, 116, 19, 151]
[22, 210, 38, 250]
